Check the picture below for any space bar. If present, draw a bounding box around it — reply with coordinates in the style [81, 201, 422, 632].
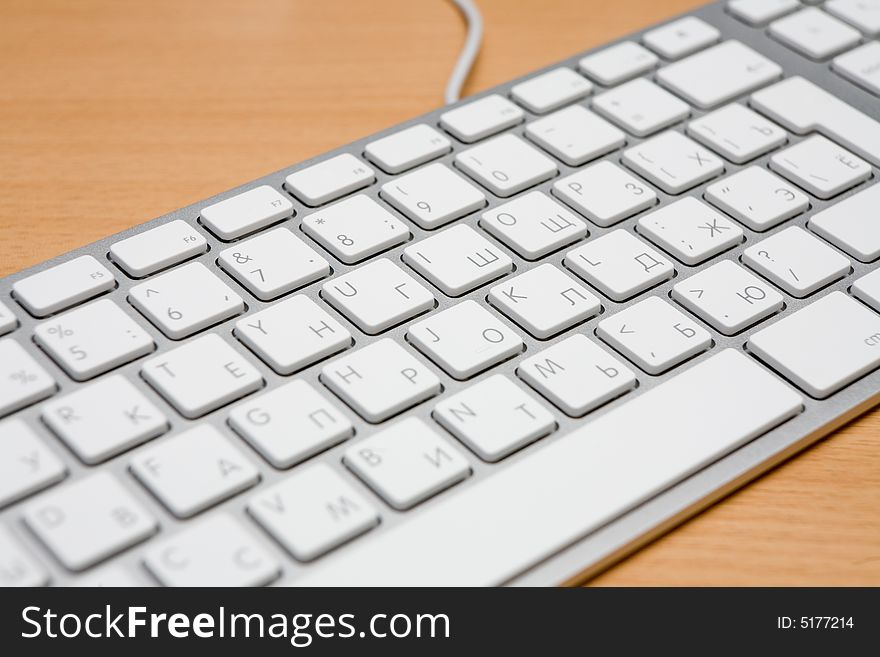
[297, 350, 803, 586]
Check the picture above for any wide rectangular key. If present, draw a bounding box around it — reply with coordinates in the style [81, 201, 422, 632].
[480, 191, 588, 260]
[322, 258, 434, 334]
[852, 269, 880, 312]
[833, 42, 880, 96]
[578, 41, 658, 86]
[380, 163, 486, 230]
[657, 40, 782, 110]
[129, 262, 244, 339]
[344, 417, 470, 510]
[302, 194, 410, 264]
[42, 375, 168, 464]
[434, 375, 556, 462]
[0, 300, 17, 335]
[687, 103, 787, 164]
[0, 527, 49, 587]
[229, 380, 353, 468]
[218, 226, 329, 299]
[321, 338, 441, 423]
[141, 333, 262, 418]
[592, 78, 690, 137]
[553, 161, 657, 227]
[750, 76, 880, 167]
[408, 300, 524, 380]
[749, 291, 880, 397]
[810, 184, 880, 262]
[0, 419, 66, 508]
[642, 17, 720, 59]
[143, 514, 280, 586]
[22, 472, 157, 571]
[439, 94, 524, 143]
[364, 123, 451, 174]
[110, 220, 208, 277]
[296, 349, 802, 585]
[248, 463, 379, 561]
[769, 135, 871, 199]
[0, 339, 56, 417]
[622, 130, 724, 194]
[403, 224, 513, 296]
[455, 134, 557, 197]
[200, 185, 294, 240]
[525, 105, 626, 167]
[285, 153, 375, 206]
[769, 7, 860, 59]
[826, 0, 880, 36]
[34, 299, 154, 381]
[131, 424, 260, 517]
[510, 67, 592, 114]
[12, 255, 115, 317]
[597, 296, 712, 374]
[518, 334, 636, 417]
[235, 295, 351, 375]
[705, 166, 808, 232]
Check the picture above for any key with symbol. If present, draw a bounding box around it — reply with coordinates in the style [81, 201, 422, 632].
[622, 130, 724, 194]
[0, 339, 56, 417]
[705, 166, 808, 232]
[769, 135, 871, 199]
[0, 418, 67, 508]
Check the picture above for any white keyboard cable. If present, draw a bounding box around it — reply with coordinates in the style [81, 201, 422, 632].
[444, 0, 484, 104]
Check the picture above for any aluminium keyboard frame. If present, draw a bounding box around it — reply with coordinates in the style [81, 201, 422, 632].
[1, 0, 878, 586]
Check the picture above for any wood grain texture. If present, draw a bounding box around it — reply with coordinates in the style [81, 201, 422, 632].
[1, 0, 877, 585]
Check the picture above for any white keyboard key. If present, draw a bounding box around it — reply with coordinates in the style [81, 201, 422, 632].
[0, 300, 17, 336]
[833, 42, 880, 95]
[553, 161, 657, 227]
[73, 565, 143, 587]
[672, 260, 784, 334]
[33, 299, 154, 381]
[229, 380, 353, 468]
[810, 184, 880, 261]
[403, 224, 513, 296]
[249, 463, 379, 561]
[0, 339, 56, 417]
[129, 262, 243, 339]
[439, 94, 524, 143]
[751, 76, 880, 167]
[322, 258, 434, 334]
[218, 227, 329, 299]
[0, 419, 66, 508]
[525, 105, 626, 166]
[434, 375, 556, 461]
[770, 7, 860, 59]
[236, 295, 351, 374]
[728, 0, 799, 26]
[852, 269, 880, 311]
[42, 376, 166, 464]
[322, 338, 441, 422]
[285, 153, 374, 206]
[488, 264, 600, 339]
[381, 163, 486, 230]
[578, 41, 658, 85]
[657, 40, 783, 109]
[623, 130, 724, 194]
[13, 255, 115, 317]
[480, 191, 588, 260]
[408, 300, 523, 380]
[510, 67, 593, 113]
[298, 349, 802, 586]
[0, 527, 49, 587]
[364, 123, 451, 174]
[592, 78, 690, 136]
[345, 417, 470, 510]
[131, 424, 260, 517]
[642, 16, 720, 59]
[687, 103, 787, 164]
[199, 185, 293, 240]
[769, 135, 871, 199]
[23, 472, 157, 571]
[637, 197, 743, 265]
[455, 133, 557, 197]
[597, 296, 712, 374]
[826, 0, 880, 35]
[301, 193, 409, 264]
[749, 291, 880, 397]
[144, 514, 280, 587]
[565, 229, 674, 301]
[518, 334, 636, 416]
[110, 220, 208, 277]
[705, 166, 809, 231]
[743, 226, 851, 297]
[142, 334, 262, 418]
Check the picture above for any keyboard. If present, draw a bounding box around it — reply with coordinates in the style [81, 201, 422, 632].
[2, 0, 880, 587]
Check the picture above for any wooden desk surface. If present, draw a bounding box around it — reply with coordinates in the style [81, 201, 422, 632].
[1, 0, 878, 585]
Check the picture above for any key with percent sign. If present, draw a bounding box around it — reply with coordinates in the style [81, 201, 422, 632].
[0, 339, 56, 416]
